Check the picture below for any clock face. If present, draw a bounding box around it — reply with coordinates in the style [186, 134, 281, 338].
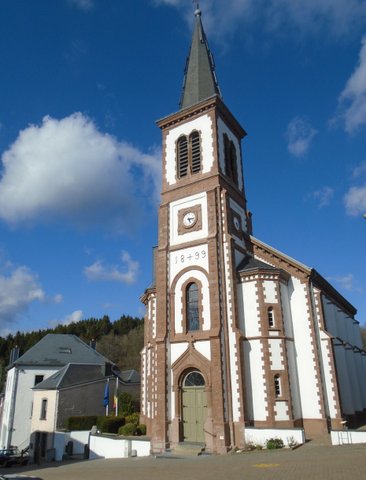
[233, 216, 240, 231]
[183, 211, 197, 228]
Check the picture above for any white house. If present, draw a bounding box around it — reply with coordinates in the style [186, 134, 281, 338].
[0, 334, 113, 450]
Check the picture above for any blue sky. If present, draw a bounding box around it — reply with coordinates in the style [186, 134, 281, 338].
[0, 0, 366, 335]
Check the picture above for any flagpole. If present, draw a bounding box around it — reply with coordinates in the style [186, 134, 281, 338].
[115, 377, 119, 417]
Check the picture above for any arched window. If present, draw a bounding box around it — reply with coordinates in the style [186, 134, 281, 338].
[274, 375, 281, 398]
[186, 282, 199, 331]
[184, 371, 205, 387]
[190, 131, 201, 173]
[268, 307, 274, 328]
[177, 135, 189, 177]
[40, 398, 48, 420]
[223, 133, 238, 185]
[177, 131, 202, 178]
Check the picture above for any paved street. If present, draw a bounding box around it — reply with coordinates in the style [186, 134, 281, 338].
[1, 443, 365, 480]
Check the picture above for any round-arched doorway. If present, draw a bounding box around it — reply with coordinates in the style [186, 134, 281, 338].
[182, 371, 207, 443]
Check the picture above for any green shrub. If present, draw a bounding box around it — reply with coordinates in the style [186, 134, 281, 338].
[266, 438, 284, 449]
[97, 416, 125, 434]
[125, 413, 140, 425]
[67, 416, 98, 431]
[135, 424, 146, 436]
[119, 422, 137, 436]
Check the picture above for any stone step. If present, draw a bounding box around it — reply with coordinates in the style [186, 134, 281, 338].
[172, 443, 206, 457]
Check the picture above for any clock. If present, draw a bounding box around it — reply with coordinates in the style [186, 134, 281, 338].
[183, 211, 197, 228]
[233, 216, 241, 231]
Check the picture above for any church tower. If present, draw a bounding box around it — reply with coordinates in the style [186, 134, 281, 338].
[141, 5, 366, 454]
[141, 6, 251, 453]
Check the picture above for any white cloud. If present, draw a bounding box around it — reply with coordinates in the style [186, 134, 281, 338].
[327, 273, 360, 292]
[285, 117, 317, 157]
[352, 162, 366, 178]
[344, 184, 366, 216]
[68, 0, 94, 11]
[0, 264, 45, 328]
[84, 250, 139, 285]
[49, 309, 84, 328]
[335, 37, 366, 134]
[0, 113, 160, 231]
[310, 186, 334, 208]
[154, 0, 366, 39]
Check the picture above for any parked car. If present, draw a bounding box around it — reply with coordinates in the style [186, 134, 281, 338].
[0, 476, 43, 479]
[0, 447, 29, 467]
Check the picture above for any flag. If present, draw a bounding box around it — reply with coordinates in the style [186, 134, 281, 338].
[113, 377, 119, 416]
[103, 380, 109, 408]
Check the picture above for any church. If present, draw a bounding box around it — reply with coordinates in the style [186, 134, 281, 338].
[140, 7, 366, 454]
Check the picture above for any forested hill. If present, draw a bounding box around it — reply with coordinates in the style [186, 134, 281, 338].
[0, 315, 144, 386]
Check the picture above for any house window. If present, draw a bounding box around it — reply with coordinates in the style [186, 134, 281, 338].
[177, 131, 202, 178]
[186, 282, 199, 331]
[34, 375, 44, 386]
[268, 307, 274, 328]
[274, 375, 281, 398]
[40, 399, 47, 420]
[223, 133, 238, 185]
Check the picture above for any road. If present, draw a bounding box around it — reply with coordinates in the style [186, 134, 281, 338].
[1, 443, 365, 480]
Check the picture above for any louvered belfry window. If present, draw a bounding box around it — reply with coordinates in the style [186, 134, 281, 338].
[177, 130, 201, 178]
[223, 133, 238, 185]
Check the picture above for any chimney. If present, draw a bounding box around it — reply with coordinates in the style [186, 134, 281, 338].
[90, 339, 96, 350]
[9, 346, 20, 365]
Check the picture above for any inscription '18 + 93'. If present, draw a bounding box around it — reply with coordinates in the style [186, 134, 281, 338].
[174, 250, 207, 264]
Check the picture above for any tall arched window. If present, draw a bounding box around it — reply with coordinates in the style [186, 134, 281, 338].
[177, 131, 202, 178]
[186, 282, 199, 331]
[40, 398, 48, 420]
[223, 133, 238, 185]
[274, 375, 281, 398]
[190, 131, 201, 173]
[268, 307, 274, 328]
[177, 136, 189, 177]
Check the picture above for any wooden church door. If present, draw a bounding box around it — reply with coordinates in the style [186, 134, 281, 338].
[182, 371, 207, 443]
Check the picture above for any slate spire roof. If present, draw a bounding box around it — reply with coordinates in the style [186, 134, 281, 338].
[179, 5, 221, 109]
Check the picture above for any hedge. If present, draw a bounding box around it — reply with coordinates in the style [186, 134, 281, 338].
[67, 416, 98, 431]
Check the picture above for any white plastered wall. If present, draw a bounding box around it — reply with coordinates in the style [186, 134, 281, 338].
[288, 277, 322, 419]
[31, 390, 58, 433]
[165, 114, 214, 186]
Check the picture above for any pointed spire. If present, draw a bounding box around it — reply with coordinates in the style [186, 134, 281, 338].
[179, 5, 222, 110]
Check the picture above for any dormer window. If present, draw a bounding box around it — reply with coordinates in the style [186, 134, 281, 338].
[177, 131, 202, 178]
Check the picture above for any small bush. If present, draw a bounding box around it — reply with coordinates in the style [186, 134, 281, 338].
[119, 422, 137, 436]
[266, 438, 284, 449]
[135, 424, 146, 436]
[125, 413, 140, 425]
[97, 416, 125, 434]
[67, 416, 98, 431]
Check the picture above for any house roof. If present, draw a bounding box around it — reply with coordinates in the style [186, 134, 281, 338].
[237, 255, 278, 273]
[33, 364, 141, 390]
[33, 363, 105, 390]
[117, 369, 140, 385]
[13, 334, 111, 368]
